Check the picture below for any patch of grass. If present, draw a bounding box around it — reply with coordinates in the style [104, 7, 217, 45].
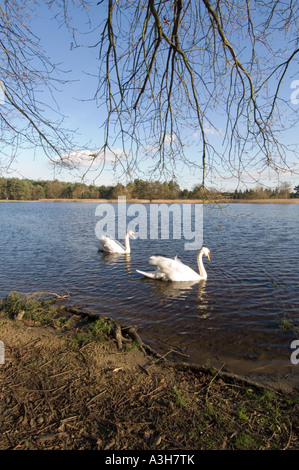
[172, 386, 188, 407]
[54, 316, 73, 329]
[278, 315, 299, 335]
[88, 317, 112, 340]
[1, 291, 38, 316]
[0, 291, 117, 351]
[235, 432, 261, 450]
[0, 291, 55, 325]
[238, 406, 249, 421]
[69, 318, 114, 349]
[68, 332, 92, 349]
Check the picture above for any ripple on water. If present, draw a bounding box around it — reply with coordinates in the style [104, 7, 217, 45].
[0, 202, 298, 391]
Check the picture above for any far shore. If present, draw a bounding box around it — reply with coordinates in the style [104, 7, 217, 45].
[0, 198, 299, 204]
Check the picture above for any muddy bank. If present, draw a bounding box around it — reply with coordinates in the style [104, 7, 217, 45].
[0, 293, 298, 451]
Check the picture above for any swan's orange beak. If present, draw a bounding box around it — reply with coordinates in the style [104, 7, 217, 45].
[207, 253, 210, 261]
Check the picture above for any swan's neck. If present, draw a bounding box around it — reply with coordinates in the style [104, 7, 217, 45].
[124, 233, 131, 253]
[197, 249, 207, 279]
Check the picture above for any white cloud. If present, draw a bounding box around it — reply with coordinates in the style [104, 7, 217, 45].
[52, 147, 124, 169]
[203, 125, 223, 136]
[192, 125, 223, 140]
[164, 134, 176, 144]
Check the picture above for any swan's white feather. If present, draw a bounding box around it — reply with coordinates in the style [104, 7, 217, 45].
[99, 231, 135, 254]
[137, 247, 210, 282]
[149, 256, 199, 280]
[100, 236, 126, 253]
[136, 269, 168, 280]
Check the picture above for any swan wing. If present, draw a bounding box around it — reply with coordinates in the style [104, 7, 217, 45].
[149, 256, 182, 271]
[136, 269, 167, 280]
[99, 236, 125, 253]
[150, 255, 191, 273]
[149, 256, 200, 281]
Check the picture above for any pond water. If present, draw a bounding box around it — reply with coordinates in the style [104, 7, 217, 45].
[0, 201, 298, 392]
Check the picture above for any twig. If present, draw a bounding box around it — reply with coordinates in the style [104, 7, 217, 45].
[206, 363, 225, 406]
[86, 389, 107, 406]
[283, 422, 293, 450]
[23, 291, 70, 300]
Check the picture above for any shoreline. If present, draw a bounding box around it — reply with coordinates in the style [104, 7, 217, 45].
[1, 292, 298, 450]
[1, 198, 299, 204]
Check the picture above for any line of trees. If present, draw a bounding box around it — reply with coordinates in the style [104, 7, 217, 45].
[232, 183, 299, 200]
[0, 177, 298, 201]
[1, 2, 298, 192]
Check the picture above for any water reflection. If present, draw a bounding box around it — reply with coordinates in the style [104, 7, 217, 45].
[0, 202, 299, 391]
[99, 251, 133, 273]
[140, 277, 206, 300]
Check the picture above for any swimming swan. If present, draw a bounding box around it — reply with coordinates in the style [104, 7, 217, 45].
[99, 231, 136, 254]
[136, 247, 210, 281]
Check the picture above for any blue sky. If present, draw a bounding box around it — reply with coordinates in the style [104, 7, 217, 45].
[2, 2, 299, 192]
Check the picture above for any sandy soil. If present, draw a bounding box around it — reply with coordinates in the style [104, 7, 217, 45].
[0, 301, 298, 451]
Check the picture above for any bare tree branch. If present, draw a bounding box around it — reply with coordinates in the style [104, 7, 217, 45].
[0, 0, 83, 175]
[1, 1, 298, 187]
[92, 0, 299, 186]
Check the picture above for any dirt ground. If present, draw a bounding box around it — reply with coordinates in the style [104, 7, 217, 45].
[0, 300, 298, 451]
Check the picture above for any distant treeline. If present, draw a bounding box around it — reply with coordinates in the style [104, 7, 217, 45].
[232, 182, 299, 200]
[0, 177, 298, 201]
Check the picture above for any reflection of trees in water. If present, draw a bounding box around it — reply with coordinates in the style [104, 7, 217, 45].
[98, 252, 133, 274]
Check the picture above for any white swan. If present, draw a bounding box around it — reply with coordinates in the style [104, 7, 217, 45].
[99, 231, 136, 254]
[136, 247, 210, 281]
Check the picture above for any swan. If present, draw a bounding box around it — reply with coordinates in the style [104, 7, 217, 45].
[99, 231, 136, 254]
[136, 246, 210, 281]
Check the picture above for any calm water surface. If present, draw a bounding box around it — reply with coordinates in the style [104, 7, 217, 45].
[0, 201, 298, 391]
